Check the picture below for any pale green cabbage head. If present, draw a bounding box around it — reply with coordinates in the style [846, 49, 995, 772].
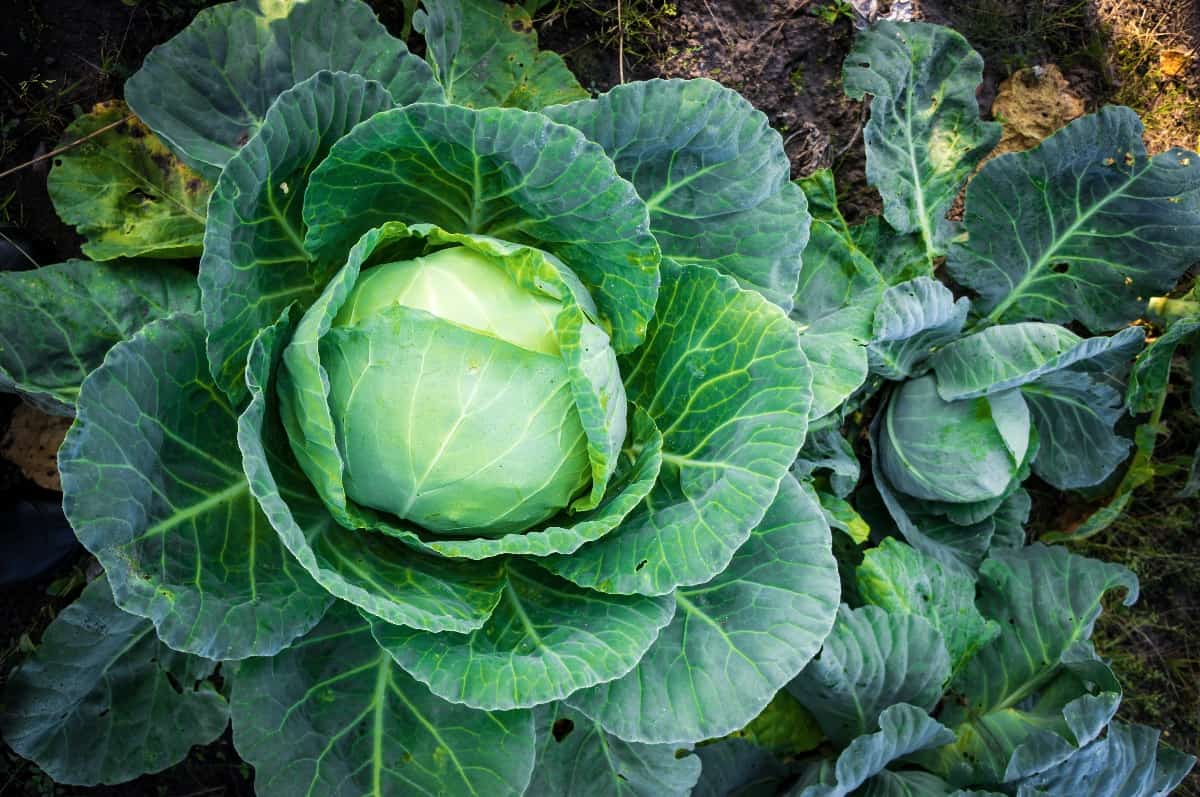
[311, 245, 604, 535]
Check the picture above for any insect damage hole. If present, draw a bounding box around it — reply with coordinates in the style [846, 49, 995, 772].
[551, 717, 574, 742]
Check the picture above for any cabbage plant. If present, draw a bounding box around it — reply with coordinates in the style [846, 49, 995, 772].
[0, 0, 842, 793]
[2, 4, 1198, 796]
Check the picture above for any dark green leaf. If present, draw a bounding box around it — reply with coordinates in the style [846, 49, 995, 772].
[566, 477, 839, 743]
[529, 703, 701, 797]
[303, 101, 659, 354]
[58, 313, 330, 660]
[543, 263, 813, 595]
[546, 79, 809, 310]
[0, 260, 198, 414]
[126, 0, 442, 180]
[947, 107, 1200, 331]
[370, 561, 675, 711]
[231, 603, 535, 797]
[415, 0, 587, 110]
[845, 21, 1000, 266]
[0, 576, 228, 786]
[201, 70, 398, 404]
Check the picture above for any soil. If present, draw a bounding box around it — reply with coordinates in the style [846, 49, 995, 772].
[1, 0, 1199, 795]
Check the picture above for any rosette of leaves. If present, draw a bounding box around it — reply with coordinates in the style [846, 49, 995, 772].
[0, 0, 841, 793]
[792, 20, 1200, 573]
[694, 540, 1195, 796]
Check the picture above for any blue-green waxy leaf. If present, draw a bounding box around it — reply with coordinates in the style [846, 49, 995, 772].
[868, 277, 969, 380]
[1022, 370, 1131, 489]
[844, 21, 1001, 267]
[202, 70, 399, 404]
[793, 218, 886, 342]
[0, 576, 228, 786]
[0, 260, 198, 415]
[47, 101, 210, 261]
[918, 545, 1138, 784]
[692, 738, 792, 797]
[58, 312, 330, 660]
[857, 771, 965, 797]
[565, 477, 839, 744]
[231, 603, 536, 797]
[545, 79, 810, 311]
[415, 0, 587, 110]
[125, 0, 442, 180]
[880, 376, 1032, 504]
[794, 425, 861, 498]
[851, 216, 932, 286]
[542, 263, 813, 596]
[798, 169, 845, 230]
[788, 605, 951, 745]
[798, 332, 869, 422]
[1127, 314, 1200, 413]
[790, 704, 956, 797]
[931, 323, 1145, 401]
[856, 538, 999, 675]
[303, 101, 660, 354]
[529, 703, 701, 797]
[369, 561, 675, 711]
[948, 106, 1200, 332]
[1003, 691, 1122, 782]
[1012, 722, 1195, 797]
[238, 308, 509, 633]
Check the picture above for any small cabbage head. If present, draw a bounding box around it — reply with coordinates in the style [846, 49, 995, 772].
[280, 243, 624, 536]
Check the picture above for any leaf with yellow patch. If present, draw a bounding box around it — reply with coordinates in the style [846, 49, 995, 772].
[48, 101, 210, 260]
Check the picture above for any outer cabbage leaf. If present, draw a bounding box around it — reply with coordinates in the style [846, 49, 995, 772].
[545, 79, 810, 311]
[794, 425, 861, 498]
[916, 545, 1138, 784]
[856, 538, 999, 675]
[851, 216, 932, 285]
[202, 70, 399, 403]
[1013, 722, 1195, 797]
[798, 331, 869, 421]
[415, 0, 587, 110]
[125, 0, 442, 180]
[844, 21, 1001, 266]
[565, 477, 839, 744]
[0, 576, 228, 786]
[239, 307, 511, 633]
[867, 277, 969, 380]
[58, 313, 330, 660]
[794, 222, 884, 341]
[369, 560, 675, 711]
[857, 771, 965, 797]
[231, 603, 536, 797]
[1127, 314, 1200, 413]
[931, 324, 1145, 401]
[692, 738, 793, 797]
[947, 106, 1200, 332]
[1022, 370, 1131, 489]
[528, 703, 701, 797]
[728, 691, 824, 755]
[0, 260, 198, 415]
[542, 263, 812, 595]
[788, 704, 956, 797]
[788, 605, 951, 745]
[47, 101, 209, 260]
[303, 101, 659, 354]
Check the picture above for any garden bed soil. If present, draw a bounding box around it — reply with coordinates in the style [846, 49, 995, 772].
[2, 1, 1199, 795]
